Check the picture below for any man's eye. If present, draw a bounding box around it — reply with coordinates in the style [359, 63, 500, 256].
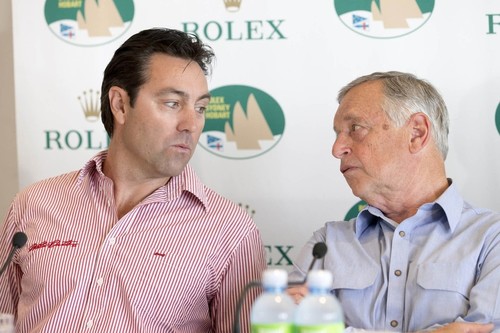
[351, 124, 362, 132]
[195, 106, 207, 114]
[165, 101, 180, 108]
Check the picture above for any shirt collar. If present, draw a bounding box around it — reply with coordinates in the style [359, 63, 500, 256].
[77, 151, 208, 210]
[355, 179, 463, 237]
[432, 179, 463, 232]
[162, 164, 208, 210]
[76, 150, 107, 183]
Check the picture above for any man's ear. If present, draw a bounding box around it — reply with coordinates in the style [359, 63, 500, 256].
[408, 112, 431, 154]
[108, 86, 129, 126]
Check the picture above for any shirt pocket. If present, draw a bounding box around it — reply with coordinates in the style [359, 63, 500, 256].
[417, 261, 474, 297]
[330, 264, 379, 290]
[327, 260, 379, 328]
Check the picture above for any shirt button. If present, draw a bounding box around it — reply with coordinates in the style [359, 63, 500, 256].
[109, 237, 116, 245]
[394, 270, 402, 277]
[96, 277, 104, 286]
[86, 320, 93, 328]
[390, 320, 398, 327]
[399, 231, 405, 238]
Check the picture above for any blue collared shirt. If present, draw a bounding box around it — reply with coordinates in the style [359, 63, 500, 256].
[290, 182, 500, 332]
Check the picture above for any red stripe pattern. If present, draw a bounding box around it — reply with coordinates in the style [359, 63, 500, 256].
[0, 151, 266, 333]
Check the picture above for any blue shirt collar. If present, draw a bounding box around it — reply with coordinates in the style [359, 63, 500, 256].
[355, 179, 464, 237]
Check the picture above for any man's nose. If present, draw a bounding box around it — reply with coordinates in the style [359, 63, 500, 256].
[332, 134, 351, 159]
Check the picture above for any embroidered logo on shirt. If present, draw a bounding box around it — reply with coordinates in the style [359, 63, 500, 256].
[153, 252, 166, 257]
[29, 240, 78, 252]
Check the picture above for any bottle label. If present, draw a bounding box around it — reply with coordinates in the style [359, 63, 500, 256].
[295, 323, 344, 333]
[251, 323, 294, 333]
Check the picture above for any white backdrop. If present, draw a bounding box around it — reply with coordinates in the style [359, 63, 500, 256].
[12, 0, 500, 269]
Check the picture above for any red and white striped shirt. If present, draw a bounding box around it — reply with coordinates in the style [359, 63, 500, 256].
[0, 151, 266, 333]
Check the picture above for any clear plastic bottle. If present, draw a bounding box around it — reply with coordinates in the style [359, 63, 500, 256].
[250, 269, 295, 333]
[294, 270, 344, 333]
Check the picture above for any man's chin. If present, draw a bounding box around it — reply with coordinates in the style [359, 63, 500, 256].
[157, 160, 189, 179]
[348, 184, 367, 201]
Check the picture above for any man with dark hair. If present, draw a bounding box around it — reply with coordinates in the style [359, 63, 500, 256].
[0, 28, 266, 333]
[289, 71, 499, 333]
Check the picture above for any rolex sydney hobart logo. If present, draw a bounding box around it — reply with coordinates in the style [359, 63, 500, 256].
[44, 0, 135, 46]
[334, 0, 434, 38]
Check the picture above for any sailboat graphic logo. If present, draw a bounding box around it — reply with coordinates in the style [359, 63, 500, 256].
[44, 0, 135, 46]
[199, 85, 286, 159]
[334, 0, 434, 38]
[495, 102, 500, 136]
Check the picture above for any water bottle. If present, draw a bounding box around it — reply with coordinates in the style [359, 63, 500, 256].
[250, 268, 295, 333]
[294, 270, 344, 333]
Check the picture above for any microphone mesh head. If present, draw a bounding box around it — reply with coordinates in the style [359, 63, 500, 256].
[312, 242, 328, 259]
[12, 232, 28, 249]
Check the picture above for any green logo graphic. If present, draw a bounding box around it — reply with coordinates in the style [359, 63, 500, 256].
[344, 200, 367, 220]
[496, 102, 500, 135]
[199, 85, 285, 159]
[44, 0, 134, 46]
[334, 0, 434, 38]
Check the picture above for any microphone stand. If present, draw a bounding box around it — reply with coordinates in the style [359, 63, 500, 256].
[288, 256, 320, 286]
[288, 242, 328, 286]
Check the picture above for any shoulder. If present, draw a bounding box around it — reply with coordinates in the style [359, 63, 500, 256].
[305, 219, 356, 243]
[324, 219, 356, 232]
[459, 201, 500, 239]
[16, 171, 80, 201]
[463, 201, 500, 217]
[460, 201, 500, 228]
[203, 186, 254, 225]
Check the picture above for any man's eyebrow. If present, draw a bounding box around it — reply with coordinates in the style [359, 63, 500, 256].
[342, 114, 363, 123]
[154, 88, 183, 98]
[155, 88, 211, 101]
[333, 114, 364, 133]
[199, 93, 211, 101]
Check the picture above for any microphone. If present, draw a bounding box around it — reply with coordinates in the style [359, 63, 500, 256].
[289, 241, 328, 286]
[309, 242, 327, 271]
[0, 232, 28, 277]
[232, 242, 328, 333]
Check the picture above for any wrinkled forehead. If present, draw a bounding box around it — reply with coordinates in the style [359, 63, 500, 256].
[333, 94, 388, 133]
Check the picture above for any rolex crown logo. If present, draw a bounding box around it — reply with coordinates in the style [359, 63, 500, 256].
[238, 203, 255, 218]
[78, 89, 101, 122]
[223, 0, 242, 12]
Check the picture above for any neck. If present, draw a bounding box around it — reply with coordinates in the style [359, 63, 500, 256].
[368, 156, 449, 223]
[381, 177, 449, 223]
[103, 146, 171, 219]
